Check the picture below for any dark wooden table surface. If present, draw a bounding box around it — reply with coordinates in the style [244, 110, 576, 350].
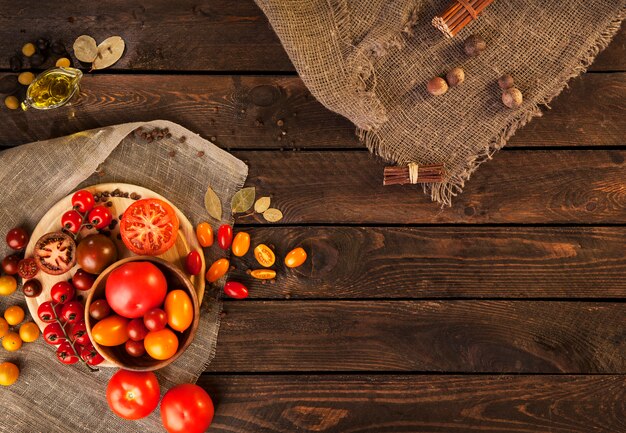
[2, 2, 625, 432]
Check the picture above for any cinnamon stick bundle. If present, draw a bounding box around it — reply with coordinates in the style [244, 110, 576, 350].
[432, 0, 495, 38]
[383, 163, 446, 186]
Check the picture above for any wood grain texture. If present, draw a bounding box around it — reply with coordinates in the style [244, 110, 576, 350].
[228, 227, 626, 299]
[0, 73, 624, 148]
[230, 150, 626, 224]
[198, 374, 626, 433]
[0, 1, 622, 72]
[209, 301, 626, 373]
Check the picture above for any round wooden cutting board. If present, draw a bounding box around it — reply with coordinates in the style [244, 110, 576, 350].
[24, 183, 206, 368]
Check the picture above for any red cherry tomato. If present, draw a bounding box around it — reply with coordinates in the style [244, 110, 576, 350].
[224, 281, 249, 299]
[120, 199, 179, 256]
[17, 257, 38, 279]
[56, 341, 79, 364]
[38, 301, 63, 323]
[69, 321, 89, 345]
[127, 318, 149, 341]
[143, 308, 167, 332]
[61, 301, 84, 323]
[50, 281, 75, 304]
[125, 339, 146, 357]
[6, 227, 29, 250]
[61, 210, 83, 234]
[184, 251, 202, 276]
[105, 261, 167, 319]
[217, 224, 233, 250]
[72, 190, 95, 213]
[88, 206, 113, 230]
[1, 254, 20, 275]
[160, 384, 214, 433]
[106, 370, 160, 420]
[43, 322, 66, 345]
[81, 343, 104, 366]
[89, 299, 111, 320]
[72, 268, 96, 291]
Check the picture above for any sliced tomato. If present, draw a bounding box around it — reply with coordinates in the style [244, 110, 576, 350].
[34, 232, 77, 275]
[120, 199, 179, 256]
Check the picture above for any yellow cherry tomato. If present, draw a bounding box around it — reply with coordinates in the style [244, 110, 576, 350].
[92, 315, 130, 346]
[232, 232, 250, 257]
[196, 222, 214, 247]
[284, 247, 308, 268]
[2, 332, 22, 351]
[206, 258, 229, 283]
[0, 318, 8, 338]
[250, 269, 276, 280]
[144, 328, 179, 360]
[0, 362, 19, 386]
[0, 275, 17, 296]
[254, 244, 275, 267]
[164, 290, 193, 332]
[4, 96, 19, 110]
[4, 306, 25, 326]
[18, 71, 35, 86]
[19, 322, 40, 343]
[21, 43, 36, 57]
[56, 57, 71, 67]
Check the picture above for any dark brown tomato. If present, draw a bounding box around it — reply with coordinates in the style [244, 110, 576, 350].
[76, 234, 118, 275]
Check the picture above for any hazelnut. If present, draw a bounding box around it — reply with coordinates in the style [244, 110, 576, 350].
[502, 87, 523, 108]
[464, 34, 486, 57]
[446, 67, 465, 87]
[427, 77, 448, 96]
[498, 74, 515, 90]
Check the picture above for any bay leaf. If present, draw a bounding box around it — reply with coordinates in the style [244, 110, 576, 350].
[263, 208, 283, 222]
[92, 36, 125, 70]
[73, 35, 98, 63]
[254, 196, 271, 214]
[204, 186, 222, 221]
[231, 187, 255, 213]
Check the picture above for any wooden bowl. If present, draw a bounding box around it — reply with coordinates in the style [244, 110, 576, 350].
[84, 256, 200, 371]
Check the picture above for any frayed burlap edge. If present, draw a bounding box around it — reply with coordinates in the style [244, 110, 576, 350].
[359, 7, 626, 206]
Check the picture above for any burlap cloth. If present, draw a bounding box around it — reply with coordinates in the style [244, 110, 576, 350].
[0, 120, 248, 433]
[255, 0, 625, 205]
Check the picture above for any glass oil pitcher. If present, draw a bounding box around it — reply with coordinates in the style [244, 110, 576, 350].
[21, 67, 83, 111]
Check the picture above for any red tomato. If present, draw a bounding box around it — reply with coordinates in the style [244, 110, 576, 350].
[217, 224, 233, 250]
[161, 384, 214, 433]
[120, 198, 179, 256]
[61, 301, 84, 323]
[80, 343, 104, 366]
[6, 227, 29, 250]
[224, 281, 249, 299]
[87, 206, 113, 230]
[71, 190, 95, 214]
[50, 281, 75, 304]
[184, 251, 202, 276]
[72, 268, 96, 291]
[92, 315, 130, 347]
[127, 318, 149, 341]
[61, 210, 83, 234]
[143, 308, 167, 332]
[144, 329, 178, 360]
[106, 370, 160, 420]
[69, 321, 89, 345]
[56, 341, 79, 365]
[106, 261, 167, 318]
[164, 290, 193, 332]
[43, 322, 66, 345]
[125, 339, 146, 357]
[38, 301, 63, 323]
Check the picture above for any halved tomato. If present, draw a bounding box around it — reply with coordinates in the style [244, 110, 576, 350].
[34, 232, 77, 275]
[120, 199, 179, 256]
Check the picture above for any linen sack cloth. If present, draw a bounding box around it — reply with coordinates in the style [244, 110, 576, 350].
[255, 0, 625, 205]
[0, 120, 248, 433]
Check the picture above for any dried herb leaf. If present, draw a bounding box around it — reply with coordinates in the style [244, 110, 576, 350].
[92, 36, 125, 70]
[263, 208, 283, 222]
[254, 196, 271, 214]
[73, 35, 98, 63]
[204, 186, 222, 221]
[231, 187, 255, 213]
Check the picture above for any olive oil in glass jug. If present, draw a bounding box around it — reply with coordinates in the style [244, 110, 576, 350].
[21, 67, 82, 110]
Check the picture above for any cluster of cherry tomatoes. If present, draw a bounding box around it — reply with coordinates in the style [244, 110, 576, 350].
[61, 190, 114, 235]
[191, 222, 308, 299]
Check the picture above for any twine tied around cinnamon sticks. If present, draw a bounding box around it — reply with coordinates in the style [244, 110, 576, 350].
[432, 0, 495, 38]
[383, 163, 446, 186]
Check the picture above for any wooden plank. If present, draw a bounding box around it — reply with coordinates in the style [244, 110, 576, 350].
[231, 150, 626, 224]
[228, 227, 626, 299]
[0, 1, 623, 72]
[198, 375, 626, 433]
[0, 73, 624, 148]
[209, 301, 626, 373]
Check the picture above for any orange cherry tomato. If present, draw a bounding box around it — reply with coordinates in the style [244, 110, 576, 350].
[19, 322, 40, 343]
[231, 232, 250, 257]
[164, 290, 193, 332]
[250, 269, 276, 280]
[254, 244, 275, 267]
[144, 328, 179, 360]
[206, 258, 229, 283]
[284, 247, 307, 268]
[0, 318, 9, 338]
[196, 222, 214, 248]
[4, 305, 25, 326]
[92, 315, 130, 346]
[2, 332, 22, 351]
